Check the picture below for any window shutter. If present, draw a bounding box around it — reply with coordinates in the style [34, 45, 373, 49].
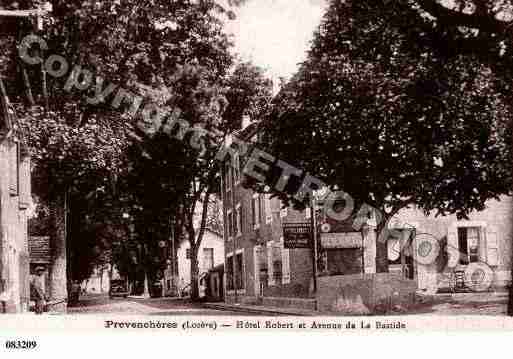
[281, 239, 291, 284]
[267, 241, 275, 286]
[255, 196, 260, 228]
[9, 142, 19, 196]
[264, 195, 272, 224]
[232, 210, 237, 236]
[239, 206, 243, 234]
[19, 155, 30, 209]
[234, 152, 240, 183]
[447, 225, 459, 268]
[486, 228, 499, 266]
[305, 207, 311, 219]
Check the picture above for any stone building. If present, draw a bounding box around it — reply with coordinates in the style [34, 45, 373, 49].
[220, 124, 318, 310]
[393, 196, 512, 294]
[0, 102, 31, 313]
[220, 122, 511, 313]
[173, 229, 224, 296]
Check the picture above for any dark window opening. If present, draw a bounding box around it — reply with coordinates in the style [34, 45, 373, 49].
[226, 256, 234, 290]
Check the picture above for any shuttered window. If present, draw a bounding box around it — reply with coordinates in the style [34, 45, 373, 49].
[280, 237, 291, 284]
[226, 210, 233, 238]
[264, 194, 272, 224]
[19, 155, 30, 209]
[252, 194, 260, 229]
[235, 204, 242, 236]
[9, 142, 19, 196]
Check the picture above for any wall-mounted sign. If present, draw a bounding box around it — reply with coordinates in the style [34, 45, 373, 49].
[320, 232, 362, 249]
[283, 223, 311, 249]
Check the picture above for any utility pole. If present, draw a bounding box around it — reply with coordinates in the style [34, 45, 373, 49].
[310, 194, 318, 295]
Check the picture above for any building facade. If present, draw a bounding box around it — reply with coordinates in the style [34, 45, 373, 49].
[0, 104, 31, 313]
[220, 126, 318, 309]
[173, 229, 224, 296]
[220, 125, 512, 313]
[394, 196, 512, 294]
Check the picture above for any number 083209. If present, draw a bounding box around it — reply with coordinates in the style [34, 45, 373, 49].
[5, 340, 37, 349]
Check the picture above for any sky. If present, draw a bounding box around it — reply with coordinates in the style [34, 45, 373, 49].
[224, 0, 328, 87]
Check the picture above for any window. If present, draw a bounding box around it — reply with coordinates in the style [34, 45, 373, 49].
[9, 142, 19, 196]
[235, 252, 244, 290]
[233, 152, 240, 184]
[264, 194, 272, 224]
[203, 248, 214, 271]
[235, 204, 242, 236]
[458, 227, 480, 265]
[19, 155, 30, 209]
[266, 241, 276, 285]
[233, 207, 238, 236]
[225, 160, 232, 193]
[281, 244, 290, 284]
[251, 194, 260, 229]
[305, 207, 311, 219]
[227, 210, 233, 238]
[226, 255, 234, 290]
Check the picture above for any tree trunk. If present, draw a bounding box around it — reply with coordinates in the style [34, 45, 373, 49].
[375, 217, 390, 274]
[143, 271, 149, 298]
[49, 194, 68, 313]
[190, 244, 199, 301]
[99, 266, 103, 293]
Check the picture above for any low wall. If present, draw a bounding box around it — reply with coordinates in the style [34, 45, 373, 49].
[225, 293, 316, 311]
[225, 293, 261, 305]
[317, 273, 418, 314]
[263, 282, 312, 299]
[262, 296, 316, 311]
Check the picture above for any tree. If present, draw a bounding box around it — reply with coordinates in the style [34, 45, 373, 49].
[128, 58, 272, 300]
[259, 0, 512, 273]
[223, 61, 273, 131]
[0, 0, 242, 309]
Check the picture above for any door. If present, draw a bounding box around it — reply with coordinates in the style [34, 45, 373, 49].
[326, 248, 363, 275]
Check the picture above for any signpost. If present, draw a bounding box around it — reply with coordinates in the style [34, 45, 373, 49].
[283, 223, 312, 249]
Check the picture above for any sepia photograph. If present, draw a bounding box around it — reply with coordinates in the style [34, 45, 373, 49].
[1, 2, 513, 350]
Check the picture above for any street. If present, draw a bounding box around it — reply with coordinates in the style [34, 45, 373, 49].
[67, 293, 265, 316]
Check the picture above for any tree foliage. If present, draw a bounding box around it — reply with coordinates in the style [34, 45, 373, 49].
[260, 0, 512, 220]
[0, 0, 246, 296]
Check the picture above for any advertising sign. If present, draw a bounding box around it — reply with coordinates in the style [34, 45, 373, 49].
[283, 223, 311, 249]
[320, 232, 363, 248]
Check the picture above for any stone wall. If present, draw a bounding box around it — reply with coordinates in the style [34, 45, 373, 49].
[317, 273, 417, 314]
[394, 197, 512, 292]
[0, 138, 31, 313]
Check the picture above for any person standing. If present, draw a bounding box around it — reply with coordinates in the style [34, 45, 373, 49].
[30, 267, 46, 314]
